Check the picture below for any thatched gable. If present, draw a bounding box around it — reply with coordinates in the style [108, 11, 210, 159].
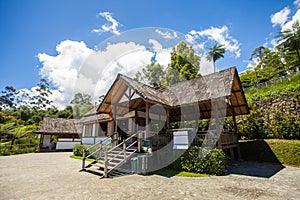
[97, 67, 249, 120]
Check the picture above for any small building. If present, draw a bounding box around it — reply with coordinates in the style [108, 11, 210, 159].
[34, 117, 81, 151]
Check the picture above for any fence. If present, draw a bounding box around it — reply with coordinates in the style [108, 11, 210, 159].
[243, 70, 299, 93]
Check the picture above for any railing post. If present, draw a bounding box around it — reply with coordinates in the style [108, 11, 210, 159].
[82, 149, 86, 169]
[138, 131, 141, 153]
[99, 141, 103, 159]
[123, 139, 126, 160]
[104, 153, 108, 178]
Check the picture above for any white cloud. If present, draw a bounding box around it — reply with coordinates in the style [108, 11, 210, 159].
[187, 25, 241, 58]
[271, 7, 291, 28]
[155, 29, 179, 39]
[36, 39, 173, 109]
[93, 12, 121, 35]
[37, 40, 93, 109]
[199, 58, 214, 75]
[294, 0, 300, 8]
[281, 9, 300, 31]
[148, 39, 171, 67]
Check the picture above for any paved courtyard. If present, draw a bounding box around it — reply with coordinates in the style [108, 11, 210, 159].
[0, 152, 299, 200]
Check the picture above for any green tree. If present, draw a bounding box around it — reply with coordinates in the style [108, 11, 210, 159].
[277, 21, 300, 66]
[250, 46, 267, 69]
[0, 86, 17, 110]
[30, 79, 53, 110]
[142, 62, 165, 88]
[70, 93, 92, 105]
[207, 43, 226, 73]
[165, 41, 201, 86]
[70, 93, 93, 118]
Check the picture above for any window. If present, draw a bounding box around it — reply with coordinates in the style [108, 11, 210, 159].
[84, 124, 93, 137]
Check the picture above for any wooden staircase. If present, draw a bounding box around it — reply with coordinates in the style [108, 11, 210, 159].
[82, 133, 137, 178]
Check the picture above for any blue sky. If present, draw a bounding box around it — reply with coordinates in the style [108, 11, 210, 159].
[0, 0, 299, 108]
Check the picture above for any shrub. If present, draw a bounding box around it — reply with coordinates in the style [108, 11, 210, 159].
[174, 146, 228, 175]
[73, 144, 85, 156]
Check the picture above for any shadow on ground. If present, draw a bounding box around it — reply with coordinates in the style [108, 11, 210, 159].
[229, 140, 285, 178]
[228, 161, 285, 178]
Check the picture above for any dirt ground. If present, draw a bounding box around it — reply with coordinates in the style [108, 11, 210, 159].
[0, 152, 299, 200]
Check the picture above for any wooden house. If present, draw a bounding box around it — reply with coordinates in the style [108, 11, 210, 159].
[84, 67, 247, 153]
[81, 67, 249, 177]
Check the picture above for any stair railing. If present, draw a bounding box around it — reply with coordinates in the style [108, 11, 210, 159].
[82, 135, 114, 169]
[104, 132, 138, 177]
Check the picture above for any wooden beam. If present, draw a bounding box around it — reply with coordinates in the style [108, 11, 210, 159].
[146, 101, 150, 138]
[229, 98, 238, 133]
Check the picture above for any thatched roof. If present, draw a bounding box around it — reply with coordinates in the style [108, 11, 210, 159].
[76, 106, 110, 124]
[97, 67, 249, 120]
[34, 117, 80, 136]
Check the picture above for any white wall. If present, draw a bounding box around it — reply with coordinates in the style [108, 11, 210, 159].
[56, 141, 81, 150]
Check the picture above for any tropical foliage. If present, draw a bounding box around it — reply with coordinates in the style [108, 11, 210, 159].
[240, 21, 300, 88]
[135, 41, 201, 88]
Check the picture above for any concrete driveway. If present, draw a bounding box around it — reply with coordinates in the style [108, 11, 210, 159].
[0, 152, 299, 200]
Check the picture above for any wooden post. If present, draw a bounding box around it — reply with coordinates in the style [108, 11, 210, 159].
[138, 131, 142, 153]
[166, 108, 170, 129]
[123, 139, 126, 160]
[146, 101, 150, 138]
[99, 141, 103, 158]
[82, 149, 86, 169]
[104, 153, 108, 178]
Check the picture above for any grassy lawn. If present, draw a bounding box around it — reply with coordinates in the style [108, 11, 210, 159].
[152, 168, 211, 177]
[240, 139, 300, 166]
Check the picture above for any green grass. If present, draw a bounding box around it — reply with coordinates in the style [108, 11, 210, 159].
[153, 168, 210, 177]
[246, 73, 300, 101]
[70, 155, 97, 163]
[266, 139, 300, 166]
[240, 139, 300, 166]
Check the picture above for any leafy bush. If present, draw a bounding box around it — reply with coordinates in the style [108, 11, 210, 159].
[171, 146, 228, 175]
[73, 144, 85, 156]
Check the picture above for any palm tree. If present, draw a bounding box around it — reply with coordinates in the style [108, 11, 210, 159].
[207, 43, 226, 73]
[250, 46, 266, 69]
[277, 21, 300, 65]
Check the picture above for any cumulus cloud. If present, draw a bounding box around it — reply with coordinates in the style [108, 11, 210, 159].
[282, 9, 300, 31]
[270, 2, 300, 32]
[155, 29, 179, 39]
[92, 12, 121, 35]
[186, 25, 241, 58]
[36, 39, 172, 108]
[271, 7, 291, 28]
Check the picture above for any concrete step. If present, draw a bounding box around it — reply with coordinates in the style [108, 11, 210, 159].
[84, 167, 105, 176]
